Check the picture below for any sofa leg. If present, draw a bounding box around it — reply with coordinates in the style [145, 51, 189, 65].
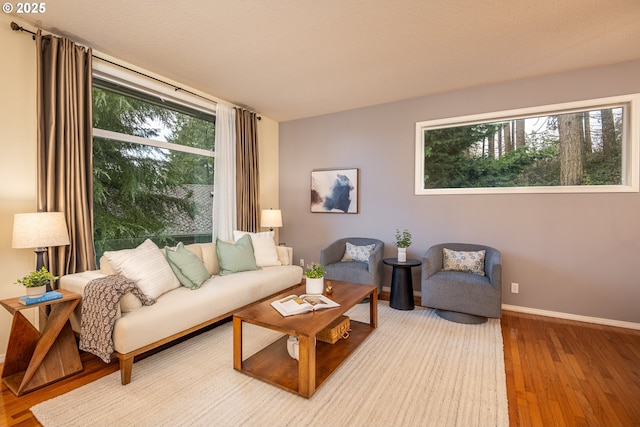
[119, 357, 133, 385]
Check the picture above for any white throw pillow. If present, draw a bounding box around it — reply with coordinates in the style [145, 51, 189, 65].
[99, 254, 143, 312]
[103, 239, 180, 299]
[341, 242, 376, 262]
[232, 230, 281, 267]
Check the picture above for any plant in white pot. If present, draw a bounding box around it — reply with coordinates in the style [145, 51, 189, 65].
[15, 266, 58, 298]
[394, 229, 412, 262]
[304, 263, 325, 295]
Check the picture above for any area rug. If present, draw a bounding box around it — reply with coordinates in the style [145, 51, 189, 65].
[31, 302, 508, 427]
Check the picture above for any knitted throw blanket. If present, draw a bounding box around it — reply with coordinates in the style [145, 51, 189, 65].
[80, 274, 155, 363]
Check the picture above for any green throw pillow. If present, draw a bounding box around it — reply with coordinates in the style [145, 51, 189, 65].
[165, 242, 211, 289]
[216, 234, 260, 276]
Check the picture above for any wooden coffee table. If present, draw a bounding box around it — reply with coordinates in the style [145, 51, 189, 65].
[233, 280, 377, 398]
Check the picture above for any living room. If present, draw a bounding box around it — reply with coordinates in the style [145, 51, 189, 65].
[1, 1, 640, 426]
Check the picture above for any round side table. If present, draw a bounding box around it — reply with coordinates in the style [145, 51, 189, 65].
[383, 258, 421, 310]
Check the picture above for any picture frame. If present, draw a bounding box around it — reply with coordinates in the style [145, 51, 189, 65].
[310, 168, 359, 213]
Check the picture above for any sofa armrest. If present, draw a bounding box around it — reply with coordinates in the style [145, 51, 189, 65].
[59, 270, 107, 295]
[320, 241, 345, 265]
[421, 245, 444, 280]
[484, 249, 502, 291]
[367, 243, 384, 285]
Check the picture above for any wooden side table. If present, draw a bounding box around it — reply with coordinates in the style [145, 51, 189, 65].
[1, 289, 83, 396]
[383, 258, 422, 310]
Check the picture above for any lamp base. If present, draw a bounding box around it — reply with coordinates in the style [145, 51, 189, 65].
[34, 247, 52, 292]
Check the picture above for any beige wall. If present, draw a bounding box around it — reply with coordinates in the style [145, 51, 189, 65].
[0, 14, 281, 357]
[279, 59, 640, 326]
[258, 115, 281, 233]
[0, 15, 39, 357]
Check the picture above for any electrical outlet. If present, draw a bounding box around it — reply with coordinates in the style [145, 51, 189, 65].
[511, 282, 519, 294]
[300, 258, 305, 267]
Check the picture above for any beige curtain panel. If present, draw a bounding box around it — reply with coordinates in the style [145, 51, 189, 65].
[235, 109, 260, 233]
[36, 30, 96, 279]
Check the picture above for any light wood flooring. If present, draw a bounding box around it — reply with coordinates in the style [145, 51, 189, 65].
[1, 308, 639, 426]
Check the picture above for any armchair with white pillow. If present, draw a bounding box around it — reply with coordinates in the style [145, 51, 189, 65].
[421, 243, 502, 324]
[319, 237, 384, 293]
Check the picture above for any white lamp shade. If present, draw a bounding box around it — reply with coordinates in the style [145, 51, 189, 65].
[12, 212, 71, 249]
[261, 209, 283, 229]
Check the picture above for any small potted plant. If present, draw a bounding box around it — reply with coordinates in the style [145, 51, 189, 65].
[15, 266, 58, 298]
[394, 229, 412, 262]
[304, 262, 325, 295]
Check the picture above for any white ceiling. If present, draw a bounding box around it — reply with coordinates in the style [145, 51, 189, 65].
[11, 0, 640, 122]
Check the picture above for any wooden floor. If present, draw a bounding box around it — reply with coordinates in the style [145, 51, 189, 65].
[502, 311, 640, 427]
[1, 309, 639, 426]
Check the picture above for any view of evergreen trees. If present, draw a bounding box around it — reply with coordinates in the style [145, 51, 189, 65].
[422, 108, 622, 189]
[92, 82, 215, 259]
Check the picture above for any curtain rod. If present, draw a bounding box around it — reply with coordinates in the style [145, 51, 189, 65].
[10, 21, 261, 120]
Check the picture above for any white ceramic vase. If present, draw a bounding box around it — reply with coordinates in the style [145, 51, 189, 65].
[286, 335, 299, 360]
[26, 285, 46, 298]
[305, 277, 324, 295]
[397, 247, 407, 263]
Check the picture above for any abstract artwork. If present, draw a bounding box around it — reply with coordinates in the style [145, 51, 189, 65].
[310, 168, 359, 213]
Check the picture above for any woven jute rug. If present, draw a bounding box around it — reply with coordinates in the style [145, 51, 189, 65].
[32, 301, 508, 427]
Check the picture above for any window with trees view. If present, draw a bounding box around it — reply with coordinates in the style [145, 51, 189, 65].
[92, 78, 215, 262]
[415, 95, 639, 195]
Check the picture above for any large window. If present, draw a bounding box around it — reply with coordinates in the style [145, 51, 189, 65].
[92, 76, 215, 261]
[415, 95, 639, 195]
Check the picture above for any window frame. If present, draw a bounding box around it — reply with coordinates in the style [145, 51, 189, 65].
[91, 60, 217, 257]
[414, 94, 640, 195]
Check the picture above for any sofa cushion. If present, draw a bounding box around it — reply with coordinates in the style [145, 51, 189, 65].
[442, 248, 486, 276]
[233, 230, 281, 267]
[103, 239, 181, 299]
[165, 242, 211, 289]
[341, 242, 376, 262]
[184, 242, 219, 275]
[216, 235, 260, 275]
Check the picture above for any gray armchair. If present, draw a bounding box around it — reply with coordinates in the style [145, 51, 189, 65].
[421, 243, 502, 324]
[320, 237, 384, 292]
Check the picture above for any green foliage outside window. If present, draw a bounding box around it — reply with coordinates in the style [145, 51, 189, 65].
[92, 80, 215, 262]
[417, 100, 630, 194]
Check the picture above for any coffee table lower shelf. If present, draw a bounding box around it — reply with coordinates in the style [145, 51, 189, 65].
[237, 320, 374, 397]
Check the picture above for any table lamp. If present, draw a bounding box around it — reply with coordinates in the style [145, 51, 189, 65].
[260, 209, 282, 232]
[12, 212, 71, 274]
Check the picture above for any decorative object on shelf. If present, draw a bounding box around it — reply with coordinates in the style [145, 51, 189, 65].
[394, 229, 412, 262]
[260, 208, 283, 232]
[325, 280, 333, 295]
[311, 168, 359, 214]
[317, 315, 351, 344]
[14, 266, 59, 298]
[12, 212, 70, 291]
[304, 262, 325, 295]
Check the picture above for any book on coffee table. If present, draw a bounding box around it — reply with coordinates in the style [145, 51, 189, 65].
[271, 294, 340, 317]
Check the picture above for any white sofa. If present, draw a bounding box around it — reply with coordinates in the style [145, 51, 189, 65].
[60, 239, 303, 385]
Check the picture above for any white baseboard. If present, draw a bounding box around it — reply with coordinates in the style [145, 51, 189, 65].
[502, 304, 640, 331]
[383, 287, 640, 331]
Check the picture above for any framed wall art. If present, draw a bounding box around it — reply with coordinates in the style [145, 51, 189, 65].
[310, 168, 359, 213]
